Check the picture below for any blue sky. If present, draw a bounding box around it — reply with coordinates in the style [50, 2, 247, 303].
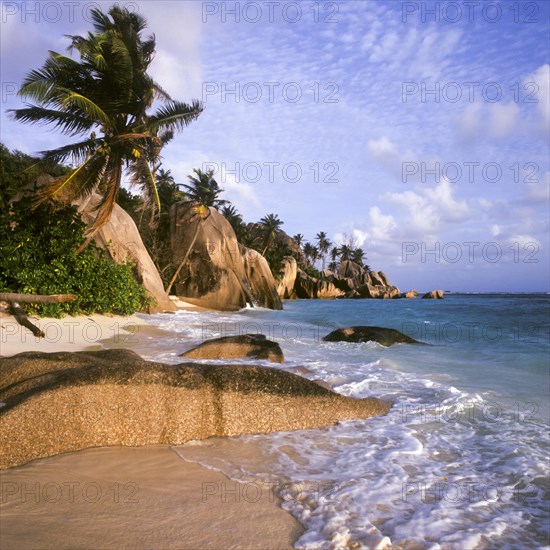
[1, 0, 549, 292]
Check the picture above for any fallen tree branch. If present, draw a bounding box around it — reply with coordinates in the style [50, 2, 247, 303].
[0, 293, 77, 304]
[0, 293, 78, 338]
[9, 302, 45, 338]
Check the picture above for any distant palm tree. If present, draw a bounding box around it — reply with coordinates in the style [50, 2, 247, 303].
[259, 213, 284, 255]
[221, 204, 249, 242]
[316, 231, 331, 270]
[10, 6, 202, 239]
[310, 245, 320, 268]
[293, 233, 304, 247]
[339, 244, 353, 262]
[352, 248, 366, 266]
[221, 204, 242, 227]
[303, 242, 315, 264]
[180, 169, 228, 211]
[330, 246, 340, 263]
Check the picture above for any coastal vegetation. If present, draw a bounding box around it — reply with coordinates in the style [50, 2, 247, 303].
[0, 149, 148, 317]
[1, 5, 380, 317]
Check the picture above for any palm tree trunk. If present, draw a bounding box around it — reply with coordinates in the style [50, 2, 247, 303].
[165, 221, 201, 295]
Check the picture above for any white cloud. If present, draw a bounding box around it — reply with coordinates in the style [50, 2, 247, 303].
[384, 178, 471, 234]
[524, 64, 550, 127]
[367, 136, 417, 181]
[524, 171, 550, 202]
[488, 102, 519, 140]
[141, 2, 204, 99]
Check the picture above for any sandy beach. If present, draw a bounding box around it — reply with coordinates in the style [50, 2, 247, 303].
[0, 295, 206, 358]
[0, 446, 303, 550]
[0, 308, 304, 549]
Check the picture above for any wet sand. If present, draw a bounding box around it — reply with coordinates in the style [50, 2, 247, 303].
[0, 446, 303, 550]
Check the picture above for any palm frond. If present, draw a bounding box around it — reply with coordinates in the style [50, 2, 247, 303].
[148, 100, 203, 133]
[41, 138, 99, 165]
[9, 106, 93, 135]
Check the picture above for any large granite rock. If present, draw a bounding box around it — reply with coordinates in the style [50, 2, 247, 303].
[241, 246, 282, 310]
[78, 193, 175, 313]
[169, 203, 281, 311]
[277, 257, 298, 299]
[181, 334, 284, 363]
[0, 350, 391, 469]
[294, 269, 344, 299]
[322, 326, 422, 346]
[333, 261, 400, 299]
[422, 290, 445, 299]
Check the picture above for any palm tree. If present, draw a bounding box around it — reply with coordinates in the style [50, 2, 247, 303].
[259, 213, 284, 255]
[352, 248, 366, 266]
[315, 231, 331, 270]
[310, 245, 320, 268]
[220, 204, 248, 242]
[180, 169, 228, 211]
[293, 233, 304, 247]
[10, 6, 202, 239]
[221, 204, 242, 227]
[302, 242, 315, 265]
[339, 244, 353, 262]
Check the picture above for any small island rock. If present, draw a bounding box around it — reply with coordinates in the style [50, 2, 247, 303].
[422, 290, 445, 299]
[322, 326, 422, 346]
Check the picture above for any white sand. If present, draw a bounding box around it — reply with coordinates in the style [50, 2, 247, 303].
[0, 312, 153, 357]
[0, 446, 303, 549]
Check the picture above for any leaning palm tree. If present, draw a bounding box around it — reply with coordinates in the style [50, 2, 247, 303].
[259, 213, 284, 255]
[10, 6, 202, 240]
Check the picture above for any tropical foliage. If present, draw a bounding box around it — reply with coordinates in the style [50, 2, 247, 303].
[0, 146, 148, 317]
[180, 169, 228, 210]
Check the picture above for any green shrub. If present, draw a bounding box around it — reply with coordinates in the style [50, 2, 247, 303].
[0, 198, 149, 317]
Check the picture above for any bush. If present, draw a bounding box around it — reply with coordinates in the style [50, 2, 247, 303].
[0, 198, 149, 317]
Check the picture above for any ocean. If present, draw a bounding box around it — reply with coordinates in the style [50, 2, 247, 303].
[140, 294, 549, 549]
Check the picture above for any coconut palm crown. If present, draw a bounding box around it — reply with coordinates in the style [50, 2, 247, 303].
[9, 6, 203, 236]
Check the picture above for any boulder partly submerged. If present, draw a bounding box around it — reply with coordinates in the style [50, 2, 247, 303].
[422, 289, 445, 299]
[180, 334, 284, 364]
[0, 350, 390, 469]
[323, 326, 422, 346]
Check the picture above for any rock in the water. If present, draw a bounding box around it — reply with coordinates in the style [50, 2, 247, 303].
[241, 246, 282, 310]
[322, 326, 422, 346]
[422, 290, 444, 299]
[169, 203, 281, 311]
[181, 334, 284, 363]
[78, 192, 175, 313]
[401, 289, 419, 299]
[0, 350, 390, 469]
[294, 268, 344, 299]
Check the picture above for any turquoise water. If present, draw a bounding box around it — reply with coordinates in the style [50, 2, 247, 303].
[143, 294, 549, 549]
